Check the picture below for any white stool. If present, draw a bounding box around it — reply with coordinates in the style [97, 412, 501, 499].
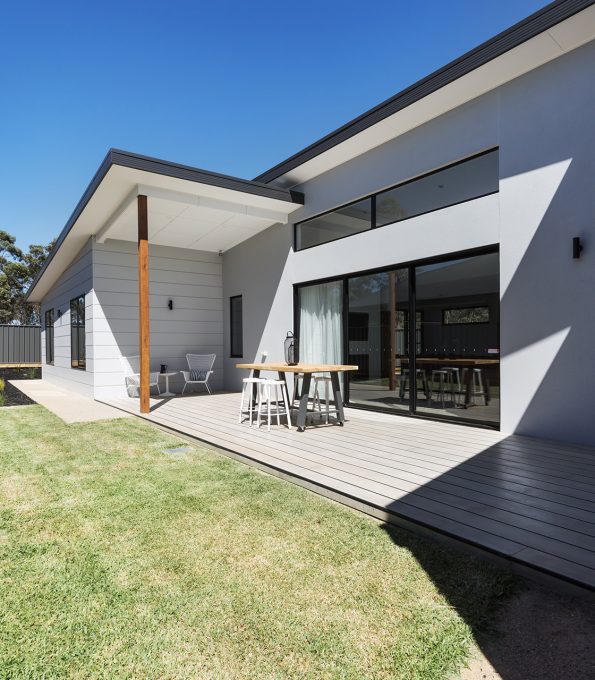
[461, 368, 486, 405]
[239, 377, 266, 425]
[257, 379, 292, 432]
[313, 375, 333, 424]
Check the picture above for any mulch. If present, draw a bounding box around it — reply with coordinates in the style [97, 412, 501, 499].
[0, 368, 39, 407]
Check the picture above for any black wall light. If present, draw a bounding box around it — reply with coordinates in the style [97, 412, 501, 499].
[573, 236, 583, 259]
[168, 299, 174, 310]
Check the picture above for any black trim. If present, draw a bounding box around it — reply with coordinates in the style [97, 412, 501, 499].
[254, 0, 594, 184]
[44, 308, 54, 366]
[294, 148, 498, 252]
[26, 149, 304, 301]
[293, 244, 500, 429]
[229, 295, 243, 358]
[70, 294, 86, 370]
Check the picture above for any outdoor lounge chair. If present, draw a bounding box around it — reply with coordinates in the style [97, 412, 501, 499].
[120, 355, 161, 397]
[181, 353, 216, 394]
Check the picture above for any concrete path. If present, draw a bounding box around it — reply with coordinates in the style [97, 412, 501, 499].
[8, 380, 131, 424]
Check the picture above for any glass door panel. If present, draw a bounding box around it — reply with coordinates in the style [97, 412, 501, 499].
[347, 268, 410, 412]
[414, 252, 500, 425]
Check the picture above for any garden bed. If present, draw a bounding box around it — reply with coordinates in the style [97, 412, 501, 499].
[0, 368, 39, 407]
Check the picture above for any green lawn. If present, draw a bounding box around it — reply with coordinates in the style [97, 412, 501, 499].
[0, 405, 515, 679]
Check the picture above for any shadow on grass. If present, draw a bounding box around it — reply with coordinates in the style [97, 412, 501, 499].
[379, 521, 595, 680]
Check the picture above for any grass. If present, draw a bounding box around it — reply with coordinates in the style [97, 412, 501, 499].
[0, 406, 516, 679]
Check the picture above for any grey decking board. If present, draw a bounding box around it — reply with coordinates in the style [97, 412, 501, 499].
[102, 394, 595, 589]
[173, 400, 595, 504]
[136, 406, 595, 567]
[164, 398, 595, 516]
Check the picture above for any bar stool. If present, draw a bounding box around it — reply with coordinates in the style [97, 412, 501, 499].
[461, 367, 486, 406]
[430, 369, 449, 407]
[238, 351, 267, 425]
[399, 368, 429, 400]
[239, 376, 266, 425]
[313, 375, 333, 424]
[443, 366, 462, 405]
[257, 378, 292, 431]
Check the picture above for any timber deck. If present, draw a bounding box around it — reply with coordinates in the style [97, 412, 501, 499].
[103, 391, 595, 591]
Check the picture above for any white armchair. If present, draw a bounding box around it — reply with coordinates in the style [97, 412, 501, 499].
[181, 353, 216, 394]
[120, 355, 161, 397]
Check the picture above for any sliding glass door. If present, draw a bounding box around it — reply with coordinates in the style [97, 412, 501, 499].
[347, 268, 410, 413]
[414, 252, 500, 425]
[295, 248, 500, 427]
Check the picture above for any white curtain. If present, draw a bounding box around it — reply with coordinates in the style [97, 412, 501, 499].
[299, 281, 343, 365]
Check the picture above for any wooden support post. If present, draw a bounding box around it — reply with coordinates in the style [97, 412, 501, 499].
[138, 194, 150, 414]
[388, 270, 397, 391]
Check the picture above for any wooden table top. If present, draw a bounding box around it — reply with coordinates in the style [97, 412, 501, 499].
[236, 363, 359, 374]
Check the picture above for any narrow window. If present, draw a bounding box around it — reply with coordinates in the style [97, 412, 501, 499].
[70, 295, 86, 369]
[230, 295, 243, 358]
[44, 309, 54, 365]
[443, 307, 490, 325]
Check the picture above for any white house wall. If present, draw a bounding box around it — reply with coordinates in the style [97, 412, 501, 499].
[40, 239, 94, 397]
[92, 240, 223, 399]
[223, 39, 595, 446]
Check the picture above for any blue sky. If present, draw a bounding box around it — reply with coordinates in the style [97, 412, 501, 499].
[0, 0, 549, 250]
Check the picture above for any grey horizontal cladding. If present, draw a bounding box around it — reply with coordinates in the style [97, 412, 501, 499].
[254, 0, 594, 184]
[26, 148, 304, 301]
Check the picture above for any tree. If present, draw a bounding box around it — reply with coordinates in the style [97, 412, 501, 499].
[0, 230, 55, 325]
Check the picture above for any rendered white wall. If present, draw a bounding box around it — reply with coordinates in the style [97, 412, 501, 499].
[92, 240, 223, 399]
[224, 39, 595, 446]
[40, 239, 94, 398]
[498, 39, 595, 443]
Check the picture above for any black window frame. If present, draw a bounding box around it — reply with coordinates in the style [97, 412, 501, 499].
[229, 295, 243, 358]
[293, 244, 500, 429]
[44, 308, 54, 365]
[294, 148, 499, 252]
[70, 294, 86, 370]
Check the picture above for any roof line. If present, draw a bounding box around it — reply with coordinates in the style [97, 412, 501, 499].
[26, 149, 304, 301]
[253, 0, 594, 185]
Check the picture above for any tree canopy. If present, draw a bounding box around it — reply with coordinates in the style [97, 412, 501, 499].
[0, 230, 55, 325]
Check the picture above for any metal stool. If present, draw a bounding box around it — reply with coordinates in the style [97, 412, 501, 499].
[443, 366, 462, 405]
[257, 379, 292, 431]
[430, 369, 449, 407]
[461, 367, 486, 406]
[239, 376, 266, 425]
[313, 375, 333, 424]
[399, 368, 429, 400]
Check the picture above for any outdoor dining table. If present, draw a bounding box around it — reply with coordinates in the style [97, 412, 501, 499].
[235, 363, 358, 432]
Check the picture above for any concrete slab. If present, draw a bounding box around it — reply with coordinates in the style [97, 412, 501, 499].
[8, 380, 131, 424]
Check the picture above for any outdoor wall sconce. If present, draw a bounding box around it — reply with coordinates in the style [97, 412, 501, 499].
[57, 309, 62, 318]
[168, 299, 174, 310]
[572, 236, 583, 259]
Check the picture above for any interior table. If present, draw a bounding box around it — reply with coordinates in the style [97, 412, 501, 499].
[235, 363, 358, 432]
[400, 357, 499, 407]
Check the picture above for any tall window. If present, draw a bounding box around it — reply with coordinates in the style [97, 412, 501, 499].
[70, 295, 86, 369]
[230, 295, 243, 357]
[44, 309, 54, 365]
